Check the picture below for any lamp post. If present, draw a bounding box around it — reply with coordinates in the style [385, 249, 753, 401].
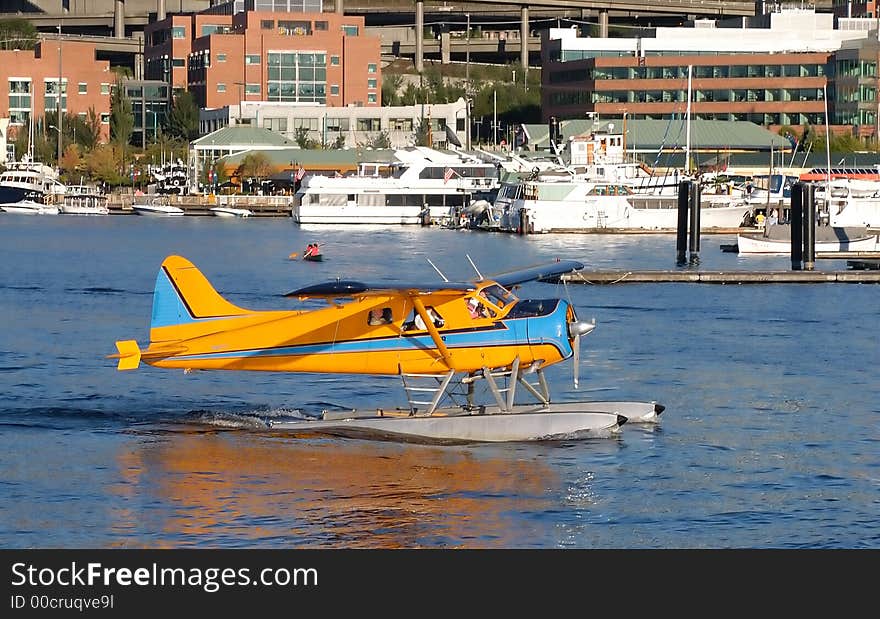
[233, 81, 245, 126]
[465, 13, 470, 83]
[57, 23, 63, 166]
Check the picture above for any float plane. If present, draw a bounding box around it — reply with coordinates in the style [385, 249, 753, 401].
[110, 255, 663, 443]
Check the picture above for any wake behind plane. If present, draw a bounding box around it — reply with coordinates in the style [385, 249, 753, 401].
[110, 255, 663, 443]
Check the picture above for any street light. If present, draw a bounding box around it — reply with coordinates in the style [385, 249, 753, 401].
[233, 81, 245, 126]
[57, 23, 63, 166]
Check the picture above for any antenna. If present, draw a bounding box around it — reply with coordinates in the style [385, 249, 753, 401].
[466, 254, 483, 280]
[425, 257, 448, 282]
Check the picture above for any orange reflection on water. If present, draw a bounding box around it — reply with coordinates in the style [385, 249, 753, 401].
[112, 429, 563, 548]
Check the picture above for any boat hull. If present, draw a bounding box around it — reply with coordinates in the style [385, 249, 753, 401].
[268, 403, 631, 444]
[738, 225, 879, 255]
[1, 200, 59, 215]
[293, 205, 449, 225]
[132, 205, 185, 217]
[209, 207, 252, 218]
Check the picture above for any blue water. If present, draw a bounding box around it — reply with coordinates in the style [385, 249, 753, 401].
[1, 215, 878, 548]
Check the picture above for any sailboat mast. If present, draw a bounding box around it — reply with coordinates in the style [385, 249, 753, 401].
[685, 64, 692, 175]
[823, 83, 831, 200]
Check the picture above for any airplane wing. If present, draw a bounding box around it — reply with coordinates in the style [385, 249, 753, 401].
[284, 280, 475, 299]
[481, 260, 585, 287]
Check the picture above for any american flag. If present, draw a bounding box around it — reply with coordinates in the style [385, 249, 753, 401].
[443, 167, 456, 184]
[295, 167, 306, 181]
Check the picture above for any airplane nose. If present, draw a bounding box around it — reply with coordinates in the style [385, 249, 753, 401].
[568, 319, 595, 339]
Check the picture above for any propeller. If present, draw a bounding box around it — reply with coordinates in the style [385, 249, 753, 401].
[568, 318, 596, 389]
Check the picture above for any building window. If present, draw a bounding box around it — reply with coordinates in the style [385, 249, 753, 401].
[217, 83, 226, 92]
[368, 63, 377, 74]
[8, 79, 31, 125]
[326, 117, 349, 131]
[315, 21, 328, 31]
[44, 78, 67, 113]
[267, 51, 327, 103]
[245, 83, 260, 95]
[172, 58, 185, 67]
[279, 20, 312, 36]
[78, 82, 87, 94]
[217, 53, 226, 62]
[356, 118, 381, 131]
[367, 78, 377, 89]
[390, 118, 413, 131]
[367, 93, 376, 103]
[101, 83, 110, 95]
[330, 84, 339, 95]
[342, 25, 359, 36]
[245, 54, 261, 65]
[172, 26, 186, 39]
[101, 113, 110, 123]
[330, 55, 340, 66]
[261, 20, 275, 30]
[263, 117, 288, 132]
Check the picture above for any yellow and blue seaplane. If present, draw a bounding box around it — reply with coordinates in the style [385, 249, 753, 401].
[110, 255, 663, 443]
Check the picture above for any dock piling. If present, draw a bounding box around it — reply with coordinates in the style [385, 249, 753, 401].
[790, 182, 804, 270]
[803, 183, 816, 271]
[688, 181, 701, 264]
[676, 180, 690, 265]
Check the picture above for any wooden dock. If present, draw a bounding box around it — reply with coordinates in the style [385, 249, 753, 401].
[559, 270, 880, 284]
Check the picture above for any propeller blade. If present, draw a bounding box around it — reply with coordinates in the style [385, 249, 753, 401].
[573, 332, 580, 389]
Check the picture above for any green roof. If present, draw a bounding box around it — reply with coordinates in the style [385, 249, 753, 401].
[218, 147, 399, 168]
[523, 119, 790, 152]
[192, 126, 298, 149]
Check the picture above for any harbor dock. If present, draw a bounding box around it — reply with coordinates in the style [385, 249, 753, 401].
[559, 269, 880, 284]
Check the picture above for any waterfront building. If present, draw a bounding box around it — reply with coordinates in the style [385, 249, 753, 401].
[0, 40, 112, 144]
[541, 8, 878, 137]
[199, 98, 469, 149]
[145, 8, 382, 110]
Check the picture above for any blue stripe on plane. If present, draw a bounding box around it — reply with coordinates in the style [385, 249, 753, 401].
[168, 304, 573, 362]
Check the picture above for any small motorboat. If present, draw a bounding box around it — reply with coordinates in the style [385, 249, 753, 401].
[131, 197, 184, 217]
[1, 199, 59, 215]
[209, 206, 253, 218]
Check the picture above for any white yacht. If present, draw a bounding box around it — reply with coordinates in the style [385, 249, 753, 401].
[495, 176, 752, 233]
[292, 147, 500, 225]
[0, 155, 66, 211]
[131, 196, 184, 217]
[58, 185, 109, 215]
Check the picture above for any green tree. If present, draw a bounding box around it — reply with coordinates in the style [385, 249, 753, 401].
[363, 131, 391, 149]
[294, 126, 319, 149]
[0, 18, 37, 50]
[167, 90, 200, 141]
[85, 144, 124, 185]
[413, 119, 431, 147]
[382, 74, 404, 107]
[110, 80, 134, 150]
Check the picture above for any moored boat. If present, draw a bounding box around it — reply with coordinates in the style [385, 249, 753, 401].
[209, 206, 253, 218]
[131, 197, 184, 217]
[0, 199, 59, 215]
[737, 223, 879, 255]
[58, 185, 109, 215]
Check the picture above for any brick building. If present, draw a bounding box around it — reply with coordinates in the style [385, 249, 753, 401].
[145, 9, 382, 111]
[0, 40, 113, 141]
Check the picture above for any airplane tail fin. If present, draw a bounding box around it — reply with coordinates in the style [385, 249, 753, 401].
[149, 255, 250, 341]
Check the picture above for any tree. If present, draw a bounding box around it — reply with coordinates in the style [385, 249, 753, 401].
[237, 152, 273, 186]
[413, 120, 431, 147]
[85, 144, 124, 185]
[294, 126, 319, 149]
[167, 90, 200, 141]
[110, 80, 134, 149]
[363, 131, 391, 149]
[59, 144, 82, 182]
[0, 18, 37, 50]
[381, 74, 404, 107]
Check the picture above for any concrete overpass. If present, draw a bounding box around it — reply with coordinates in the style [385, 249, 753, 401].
[5, 1, 759, 77]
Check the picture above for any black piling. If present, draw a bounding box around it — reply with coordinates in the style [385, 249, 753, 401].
[790, 182, 804, 270]
[803, 182, 816, 270]
[688, 181, 701, 264]
[676, 180, 690, 265]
